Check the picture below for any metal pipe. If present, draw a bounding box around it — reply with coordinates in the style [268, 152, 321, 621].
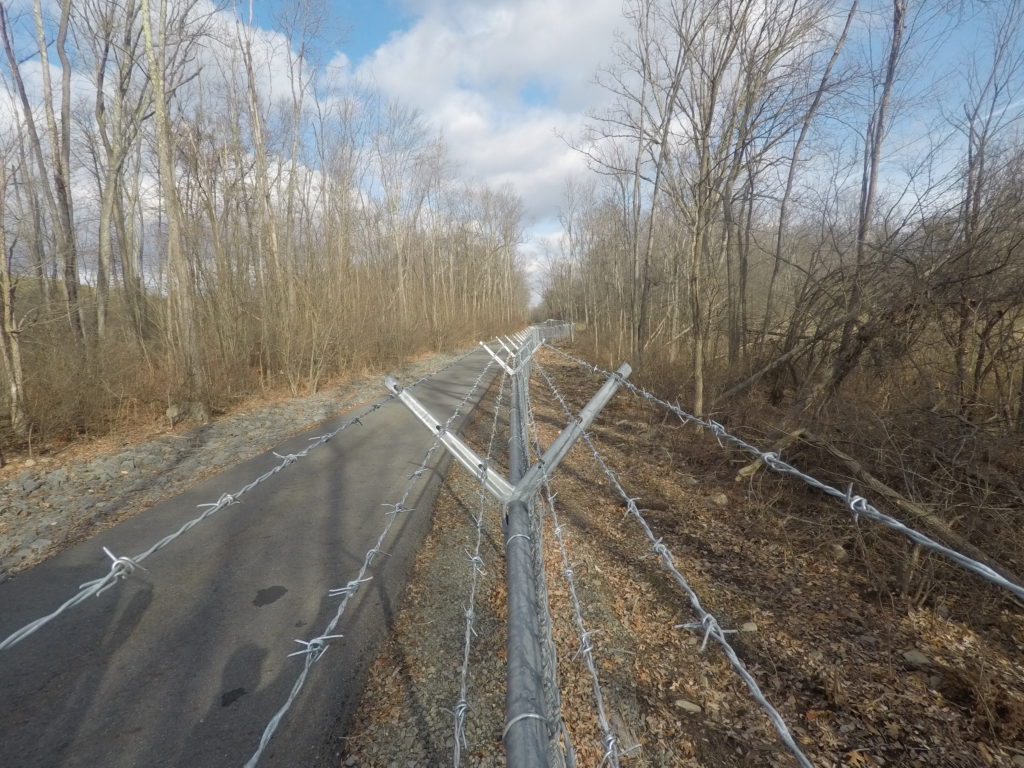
[512, 362, 631, 504]
[385, 375, 515, 502]
[386, 327, 621, 768]
[503, 327, 549, 767]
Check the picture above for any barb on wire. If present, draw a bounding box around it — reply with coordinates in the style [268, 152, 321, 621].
[525, 376, 622, 768]
[678, 615, 737, 652]
[542, 343, 1024, 605]
[245, 355, 497, 768]
[288, 634, 343, 662]
[328, 576, 372, 598]
[453, 368, 507, 767]
[534, 358, 812, 768]
[0, 346, 482, 654]
[88, 547, 148, 596]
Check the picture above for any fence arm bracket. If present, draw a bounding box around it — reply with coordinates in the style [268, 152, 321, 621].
[386, 357, 631, 508]
[480, 342, 518, 376]
[386, 376, 515, 502]
[511, 362, 631, 503]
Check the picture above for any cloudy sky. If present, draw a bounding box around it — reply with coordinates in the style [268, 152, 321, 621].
[0, 0, 626, 298]
[254, 0, 628, 282]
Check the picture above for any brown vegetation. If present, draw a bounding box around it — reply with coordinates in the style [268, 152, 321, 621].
[0, 0, 527, 455]
[341, 348, 1024, 766]
[529, 349, 1024, 767]
[541, 0, 1024, 624]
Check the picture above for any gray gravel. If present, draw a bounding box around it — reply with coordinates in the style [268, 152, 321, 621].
[0, 349, 468, 580]
[340, 374, 511, 768]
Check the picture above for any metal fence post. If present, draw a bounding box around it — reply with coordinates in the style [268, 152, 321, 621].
[386, 322, 619, 768]
[503, 326, 549, 767]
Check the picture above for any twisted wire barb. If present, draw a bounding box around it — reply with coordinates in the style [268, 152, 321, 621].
[534, 359, 813, 768]
[0, 348, 480, 653]
[452, 368, 507, 767]
[542, 344, 1024, 604]
[245, 355, 497, 768]
[525, 378, 621, 768]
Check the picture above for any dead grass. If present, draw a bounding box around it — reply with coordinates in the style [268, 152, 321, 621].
[0, 342, 457, 479]
[527, 346, 1024, 767]
[339, 344, 1024, 767]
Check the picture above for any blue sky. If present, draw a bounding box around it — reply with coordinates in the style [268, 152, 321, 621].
[248, 1, 414, 67]
[331, 1, 413, 63]
[249, 0, 619, 217]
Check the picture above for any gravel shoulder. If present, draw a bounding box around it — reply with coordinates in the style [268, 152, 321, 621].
[340, 370, 512, 767]
[0, 349, 468, 581]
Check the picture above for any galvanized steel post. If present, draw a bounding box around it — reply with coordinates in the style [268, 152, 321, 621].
[386, 322, 632, 768]
[503, 325, 549, 766]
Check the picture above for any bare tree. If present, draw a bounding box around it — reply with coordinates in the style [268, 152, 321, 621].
[0, 0, 527, 444]
[77, 0, 154, 340]
[0, 1, 84, 344]
[141, 0, 205, 394]
[0, 160, 27, 434]
[788, 0, 909, 420]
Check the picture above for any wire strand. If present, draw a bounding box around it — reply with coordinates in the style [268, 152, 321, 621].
[534, 357, 813, 768]
[452, 368, 508, 767]
[542, 343, 1024, 604]
[244, 355, 497, 768]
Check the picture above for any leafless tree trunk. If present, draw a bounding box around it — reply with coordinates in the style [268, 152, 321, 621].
[0, 2, 83, 345]
[34, 0, 83, 343]
[141, 0, 204, 395]
[0, 162, 27, 435]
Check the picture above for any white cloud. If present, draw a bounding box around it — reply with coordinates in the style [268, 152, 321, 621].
[388, 0, 624, 108]
[518, 226, 567, 304]
[323, 50, 352, 91]
[353, 0, 625, 227]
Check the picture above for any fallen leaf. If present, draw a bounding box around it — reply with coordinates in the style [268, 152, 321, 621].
[845, 750, 878, 767]
[976, 742, 994, 765]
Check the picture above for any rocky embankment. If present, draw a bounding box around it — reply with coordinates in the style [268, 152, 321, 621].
[0, 350, 465, 581]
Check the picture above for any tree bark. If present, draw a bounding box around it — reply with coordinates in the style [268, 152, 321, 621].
[141, 0, 204, 395]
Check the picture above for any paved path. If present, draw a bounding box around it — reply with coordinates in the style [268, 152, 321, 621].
[0, 350, 496, 768]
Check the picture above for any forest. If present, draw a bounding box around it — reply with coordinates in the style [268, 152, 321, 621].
[0, 0, 527, 444]
[2, 0, 1023, 596]
[541, 0, 1024, 593]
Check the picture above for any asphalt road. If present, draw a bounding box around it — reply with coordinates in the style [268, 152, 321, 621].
[0, 349, 496, 768]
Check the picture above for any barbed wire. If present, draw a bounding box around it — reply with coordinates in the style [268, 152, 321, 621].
[520, 366, 576, 768]
[534, 358, 814, 768]
[452, 368, 507, 767]
[524, 374, 624, 768]
[0, 348, 480, 653]
[245, 355, 497, 768]
[542, 343, 1024, 604]
[528, 438, 577, 768]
